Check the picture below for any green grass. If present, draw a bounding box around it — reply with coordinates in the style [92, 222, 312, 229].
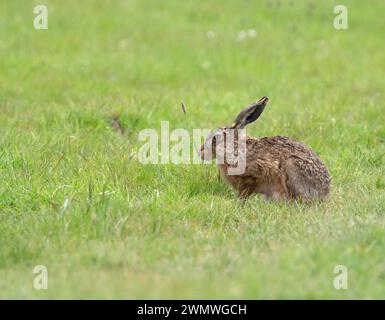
[0, 0, 384, 299]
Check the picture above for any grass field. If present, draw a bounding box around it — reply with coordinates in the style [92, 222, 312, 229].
[0, 0, 384, 299]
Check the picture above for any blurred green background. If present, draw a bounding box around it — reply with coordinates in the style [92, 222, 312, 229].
[0, 0, 384, 298]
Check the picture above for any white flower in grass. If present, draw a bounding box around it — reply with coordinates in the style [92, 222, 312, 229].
[201, 60, 211, 69]
[206, 31, 215, 40]
[236, 30, 247, 41]
[247, 29, 257, 37]
[119, 39, 129, 48]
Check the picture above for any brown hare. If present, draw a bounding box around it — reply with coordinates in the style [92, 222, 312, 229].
[199, 96, 331, 202]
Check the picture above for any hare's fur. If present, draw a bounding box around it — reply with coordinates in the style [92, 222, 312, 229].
[200, 97, 331, 202]
[218, 135, 330, 201]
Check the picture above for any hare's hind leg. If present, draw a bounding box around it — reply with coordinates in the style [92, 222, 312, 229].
[265, 182, 290, 202]
[255, 178, 290, 202]
[284, 159, 320, 201]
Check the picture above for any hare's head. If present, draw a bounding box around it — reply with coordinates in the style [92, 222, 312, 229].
[199, 96, 269, 161]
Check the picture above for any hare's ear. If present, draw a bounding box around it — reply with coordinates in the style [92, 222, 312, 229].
[230, 96, 269, 129]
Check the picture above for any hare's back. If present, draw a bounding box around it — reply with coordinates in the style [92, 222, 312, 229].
[247, 136, 330, 198]
[248, 136, 320, 160]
